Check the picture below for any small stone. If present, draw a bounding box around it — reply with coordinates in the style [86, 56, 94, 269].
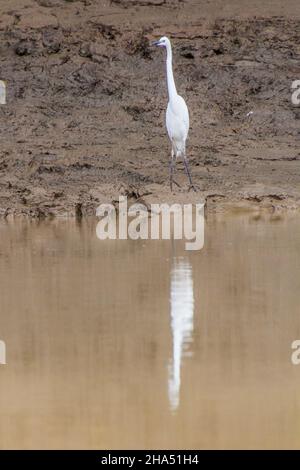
[15, 40, 35, 56]
[79, 43, 92, 58]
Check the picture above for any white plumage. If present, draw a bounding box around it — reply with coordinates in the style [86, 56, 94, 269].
[152, 36, 196, 191]
[166, 95, 189, 154]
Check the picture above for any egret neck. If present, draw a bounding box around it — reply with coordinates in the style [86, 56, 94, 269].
[166, 41, 177, 101]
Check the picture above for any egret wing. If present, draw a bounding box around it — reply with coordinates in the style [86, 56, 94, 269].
[166, 95, 189, 145]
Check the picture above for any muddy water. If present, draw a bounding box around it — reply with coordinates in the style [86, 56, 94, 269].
[0, 213, 300, 449]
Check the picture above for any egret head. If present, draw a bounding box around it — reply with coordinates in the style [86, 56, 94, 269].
[152, 36, 170, 48]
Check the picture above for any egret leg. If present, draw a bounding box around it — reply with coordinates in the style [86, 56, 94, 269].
[169, 150, 174, 191]
[169, 149, 181, 191]
[183, 156, 197, 192]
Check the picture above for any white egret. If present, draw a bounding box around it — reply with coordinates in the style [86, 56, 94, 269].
[152, 36, 196, 191]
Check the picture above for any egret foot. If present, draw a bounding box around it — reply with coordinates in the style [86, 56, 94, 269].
[170, 179, 181, 191]
[188, 184, 197, 193]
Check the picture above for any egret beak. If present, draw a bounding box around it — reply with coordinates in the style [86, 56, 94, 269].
[151, 40, 161, 47]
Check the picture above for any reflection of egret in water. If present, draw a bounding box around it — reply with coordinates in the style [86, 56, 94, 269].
[168, 256, 194, 412]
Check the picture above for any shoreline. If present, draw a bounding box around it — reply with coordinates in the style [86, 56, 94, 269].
[0, 192, 299, 220]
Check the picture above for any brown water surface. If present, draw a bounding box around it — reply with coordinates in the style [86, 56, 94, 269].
[0, 213, 300, 449]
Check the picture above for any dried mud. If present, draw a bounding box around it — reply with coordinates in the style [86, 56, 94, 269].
[0, 0, 300, 217]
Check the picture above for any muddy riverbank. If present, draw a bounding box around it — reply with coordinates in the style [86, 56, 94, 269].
[0, 0, 300, 217]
